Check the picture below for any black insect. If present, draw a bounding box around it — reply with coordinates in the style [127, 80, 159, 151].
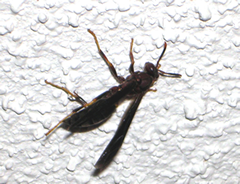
[45, 29, 181, 171]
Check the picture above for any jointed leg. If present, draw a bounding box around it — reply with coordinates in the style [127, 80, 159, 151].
[45, 80, 87, 106]
[88, 29, 125, 83]
[129, 38, 135, 74]
[148, 88, 157, 92]
[45, 80, 112, 108]
[45, 111, 76, 136]
[45, 80, 97, 136]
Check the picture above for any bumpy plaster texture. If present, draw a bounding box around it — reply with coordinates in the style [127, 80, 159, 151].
[1, 0, 240, 183]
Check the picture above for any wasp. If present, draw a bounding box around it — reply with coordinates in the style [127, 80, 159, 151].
[45, 29, 181, 170]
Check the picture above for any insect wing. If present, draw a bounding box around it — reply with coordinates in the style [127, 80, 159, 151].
[62, 80, 138, 132]
[63, 99, 116, 132]
[95, 93, 144, 169]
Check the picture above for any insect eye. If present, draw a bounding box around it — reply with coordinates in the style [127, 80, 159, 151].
[144, 62, 158, 78]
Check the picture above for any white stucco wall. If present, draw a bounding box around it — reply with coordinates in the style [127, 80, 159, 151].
[1, 0, 240, 183]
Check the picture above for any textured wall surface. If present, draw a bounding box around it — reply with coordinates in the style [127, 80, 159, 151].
[1, 0, 240, 183]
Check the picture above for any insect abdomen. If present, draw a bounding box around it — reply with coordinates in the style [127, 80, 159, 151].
[62, 100, 116, 132]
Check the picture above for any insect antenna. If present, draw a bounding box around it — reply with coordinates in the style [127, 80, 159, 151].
[158, 70, 182, 78]
[156, 42, 167, 69]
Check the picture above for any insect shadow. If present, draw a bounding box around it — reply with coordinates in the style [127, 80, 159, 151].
[44, 29, 181, 173]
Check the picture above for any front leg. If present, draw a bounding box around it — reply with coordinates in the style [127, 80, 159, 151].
[88, 29, 125, 84]
[129, 38, 135, 74]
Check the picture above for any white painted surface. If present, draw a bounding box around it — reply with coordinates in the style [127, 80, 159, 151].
[1, 0, 240, 183]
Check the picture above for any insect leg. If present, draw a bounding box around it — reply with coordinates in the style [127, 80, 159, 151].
[158, 70, 182, 78]
[156, 42, 167, 69]
[45, 111, 76, 136]
[129, 38, 135, 74]
[148, 88, 157, 92]
[45, 80, 87, 106]
[87, 29, 125, 83]
[45, 81, 121, 136]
